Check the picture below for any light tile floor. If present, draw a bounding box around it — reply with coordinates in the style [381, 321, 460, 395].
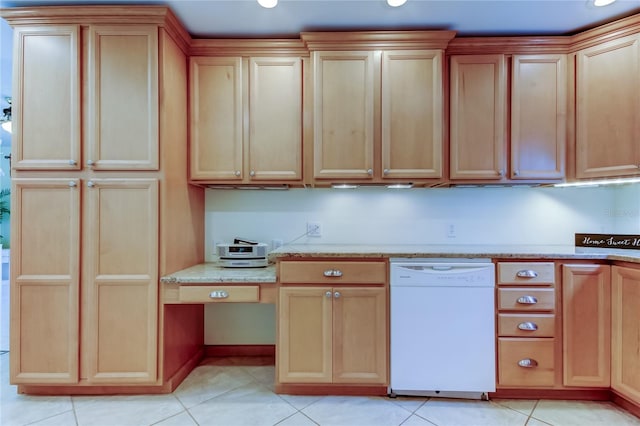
[2, 355, 640, 426]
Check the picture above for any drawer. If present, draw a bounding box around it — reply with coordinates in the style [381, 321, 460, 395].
[498, 313, 555, 337]
[178, 285, 259, 303]
[279, 260, 387, 285]
[498, 262, 555, 285]
[498, 337, 555, 387]
[498, 288, 555, 311]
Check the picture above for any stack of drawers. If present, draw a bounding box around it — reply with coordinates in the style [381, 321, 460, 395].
[497, 262, 556, 387]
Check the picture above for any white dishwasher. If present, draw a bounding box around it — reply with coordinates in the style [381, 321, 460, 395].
[389, 258, 496, 400]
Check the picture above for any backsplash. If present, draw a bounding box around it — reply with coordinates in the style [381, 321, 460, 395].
[203, 184, 640, 345]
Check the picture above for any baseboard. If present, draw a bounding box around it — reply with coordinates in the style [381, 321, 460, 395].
[611, 391, 640, 419]
[490, 388, 611, 400]
[163, 347, 205, 392]
[275, 383, 388, 396]
[204, 344, 275, 357]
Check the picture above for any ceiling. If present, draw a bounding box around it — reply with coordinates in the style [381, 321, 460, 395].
[3, 0, 640, 38]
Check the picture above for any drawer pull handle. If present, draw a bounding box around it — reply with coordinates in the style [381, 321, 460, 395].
[323, 269, 343, 277]
[517, 296, 538, 304]
[516, 270, 538, 278]
[518, 358, 538, 368]
[518, 322, 538, 331]
[209, 290, 229, 299]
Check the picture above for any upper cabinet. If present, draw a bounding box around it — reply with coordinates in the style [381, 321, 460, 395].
[575, 34, 640, 179]
[13, 24, 159, 171]
[449, 51, 566, 182]
[304, 31, 454, 186]
[189, 47, 304, 184]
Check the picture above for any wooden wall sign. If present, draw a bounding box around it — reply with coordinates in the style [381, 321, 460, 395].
[575, 233, 640, 250]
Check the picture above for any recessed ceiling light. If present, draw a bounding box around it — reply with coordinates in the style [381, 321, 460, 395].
[593, 0, 616, 6]
[387, 0, 408, 7]
[257, 0, 278, 8]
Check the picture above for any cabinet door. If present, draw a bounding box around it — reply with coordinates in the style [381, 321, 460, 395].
[10, 179, 80, 383]
[611, 266, 640, 403]
[278, 287, 332, 383]
[332, 287, 387, 384]
[83, 179, 158, 383]
[511, 55, 566, 180]
[13, 26, 81, 170]
[562, 264, 610, 387]
[382, 50, 443, 179]
[249, 57, 302, 181]
[576, 35, 640, 178]
[189, 56, 243, 180]
[313, 51, 375, 180]
[450, 55, 507, 180]
[87, 25, 159, 170]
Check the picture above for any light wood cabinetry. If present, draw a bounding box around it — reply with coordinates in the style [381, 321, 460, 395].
[5, 7, 205, 393]
[305, 32, 454, 185]
[575, 34, 640, 179]
[562, 264, 611, 388]
[496, 262, 557, 387]
[450, 54, 566, 181]
[189, 54, 303, 183]
[277, 260, 387, 387]
[611, 265, 640, 404]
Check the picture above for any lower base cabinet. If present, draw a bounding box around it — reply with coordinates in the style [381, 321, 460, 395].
[278, 286, 387, 385]
[611, 266, 640, 403]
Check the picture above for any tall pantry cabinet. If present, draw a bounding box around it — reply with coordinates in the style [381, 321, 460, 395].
[5, 7, 204, 391]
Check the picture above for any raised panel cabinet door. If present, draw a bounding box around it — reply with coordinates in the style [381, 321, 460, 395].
[87, 25, 159, 170]
[332, 287, 387, 384]
[10, 179, 80, 383]
[313, 51, 375, 180]
[190, 56, 243, 180]
[249, 57, 302, 181]
[562, 264, 611, 387]
[611, 266, 640, 403]
[83, 179, 158, 383]
[12, 26, 81, 170]
[576, 35, 640, 179]
[381, 50, 443, 179]
[450, 54, 507, 180]
[278, 287, 332, 383]
[511, 55, 567, 180]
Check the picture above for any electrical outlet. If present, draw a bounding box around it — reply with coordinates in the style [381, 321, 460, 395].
[447, 223, 456, 238]
[307, 221, 322, 237]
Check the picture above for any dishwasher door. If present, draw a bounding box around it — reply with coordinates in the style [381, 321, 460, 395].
[390, 260, 496, 399]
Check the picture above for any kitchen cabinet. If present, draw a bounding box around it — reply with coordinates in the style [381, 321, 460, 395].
[277, 260, 387, 386]
[496, 262, 557, 387]
[12, 24, 159, 170]
[305, 32, 454, 185]
[5, 6, 205, 393]
[562, 264, 610, 388]
[189, 55, 302, 183]
[575, 34, 640, 179]
[611, 265, 640, 404]
[450, 54, 566, 181]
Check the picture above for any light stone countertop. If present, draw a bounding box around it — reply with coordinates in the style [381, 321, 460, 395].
[161, 245, 640, 284]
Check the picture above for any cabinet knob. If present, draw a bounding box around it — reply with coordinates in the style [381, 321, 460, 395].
[516, 269, 538, 278]
[517, 295, 538, 305]
[517, 322, 538, 331]
[498, 169, 505, 177]
[235, 170, 241, 177]
[69, 159, 77, 166]
[68, 181, 77, 188]
[209, 290, 229, 299]
[87, 181, 95, 188]
[334, 291, 341, 299]
[518, 358, 538, 368]
[323, 269, 343, 278]
[87, 160, 94, 166]
[383, 169, 389, 175]
[367, 169, 373, 176]
[514, 170, 520, 176]
[250, 170, 256, 177]
[325, 291, 333, 299]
